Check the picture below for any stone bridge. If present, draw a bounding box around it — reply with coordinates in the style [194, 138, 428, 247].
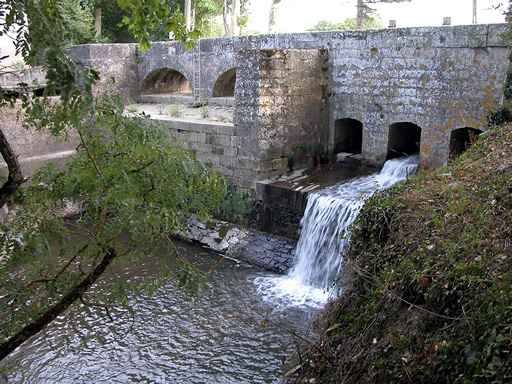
[59, 24, 512, 189]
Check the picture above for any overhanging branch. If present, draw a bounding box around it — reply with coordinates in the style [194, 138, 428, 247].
[0, 245, 117, 361]
[0, 128, 24, 210]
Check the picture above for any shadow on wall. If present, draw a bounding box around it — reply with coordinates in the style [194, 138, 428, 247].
[142, 68, 191, 94]
[387, 122, 422, 160]
[213, 68, 236, 98]
[334, 118, 363, 154]
[449, 127, 482, 159]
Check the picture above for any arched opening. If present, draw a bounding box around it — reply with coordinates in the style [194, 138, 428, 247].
[141, 68, 190, 94]
[334, 118, 363, 154]
[449, 127, 482, 158]
[213, 68, 236, 97]
[387, 122, 421, 159]
[0, 89, 20, 100]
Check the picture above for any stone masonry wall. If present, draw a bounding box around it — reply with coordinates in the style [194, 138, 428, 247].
[258, 49, 330, 178]
[71, 24, 509, 179]
[158, 119, 240, 182]
[328, 25, 508, 168]
[175, 213, 296, 274]
[71, 43, 139, 102]
[0, 102, 77, 177]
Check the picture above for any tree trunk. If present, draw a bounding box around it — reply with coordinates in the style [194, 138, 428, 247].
[231, 0, 240, 36]
[472, 0, 477, 23]
[94, 7, 101, 38]
[0, 128, 24, 211]
[0, 246, 118, 361]
[356, 0, 364, 29]
[267, 0, 281, 33]
[191, 6, 196, 30]
[185, 0, 192, 31]
[223, 0, 231, 36]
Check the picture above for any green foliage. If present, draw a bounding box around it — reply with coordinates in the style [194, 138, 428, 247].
[291, 143, 307, 151]
[309, 17, 383, 31]
[0, 91, 226, 350]
[117, 0, 201, 51]
[215, 181, 254, 221]
[486, 105, 512, 127]
[169, 104, 183, 117]
[503, 69, 512, 102]
[215, 114, 232, 123]
[200, 103, 210, 118]
[56, 0, 95, 46]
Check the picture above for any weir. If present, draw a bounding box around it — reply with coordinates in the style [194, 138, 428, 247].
[256, 154, 419, 305]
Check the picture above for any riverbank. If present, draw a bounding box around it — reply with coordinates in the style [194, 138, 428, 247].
[288, 123, 512, 382]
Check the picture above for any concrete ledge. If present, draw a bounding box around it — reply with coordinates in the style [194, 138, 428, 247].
[140, 93, 194, 104]
[0, 150, 76, 177]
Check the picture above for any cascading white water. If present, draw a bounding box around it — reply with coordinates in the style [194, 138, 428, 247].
[256, 154, 419, 308]
[289, 154, 419, 290]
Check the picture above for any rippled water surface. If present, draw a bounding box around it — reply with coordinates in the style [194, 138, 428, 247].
[1, 242, 321, 383]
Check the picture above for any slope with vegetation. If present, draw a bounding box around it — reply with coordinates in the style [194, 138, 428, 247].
[287, 121, 512, 382]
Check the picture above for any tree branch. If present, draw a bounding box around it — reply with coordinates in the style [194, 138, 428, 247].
[0, 245, 117, 361]
[0, 128, 24, 210]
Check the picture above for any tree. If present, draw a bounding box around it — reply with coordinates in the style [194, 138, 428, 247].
[309, 16, 383, 31]
[192, 0, 223, 35]
[56, 0, 95, 46]
[355, 0, 411, 29]
[185, 0, 192, 30]
[80, 0, 193, 46]
[0, 0, 219, 361]
[220, 0, 248, 36]
[231, 0, 240, 36]
[268, 0, 281, 33]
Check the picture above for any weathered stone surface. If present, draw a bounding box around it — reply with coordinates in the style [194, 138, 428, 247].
[175, 213, 296, 274]
[0, 102, 77, 176]
[68, 24, 507, 186]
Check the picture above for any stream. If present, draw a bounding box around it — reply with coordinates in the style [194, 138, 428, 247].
[0, 155, 418, 383]
[0, 242, 322, 384]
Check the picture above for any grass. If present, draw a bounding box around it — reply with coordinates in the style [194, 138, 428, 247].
[287, 123, 512, 383]
[169, 104, 182, 117]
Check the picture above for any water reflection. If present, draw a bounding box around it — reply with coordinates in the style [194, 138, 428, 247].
[1, 242, 319, 383]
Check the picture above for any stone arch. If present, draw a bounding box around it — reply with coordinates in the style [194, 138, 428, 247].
[213, 68, 237, 97]
[334, 118, 363, 154]
[141, 68, 190, 94]
[387, 122, 422, 160]
[449, 127, 482, 158]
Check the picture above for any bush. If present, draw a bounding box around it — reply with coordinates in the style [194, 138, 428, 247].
[486, 105, 512, 127]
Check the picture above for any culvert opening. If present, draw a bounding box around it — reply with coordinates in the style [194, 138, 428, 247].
[387, 122, 421, 160]
[213, 68, 236, 98]
[334, 118, 363, 154]
[142, 68, 190, 94]
[449, 127, 482, 158]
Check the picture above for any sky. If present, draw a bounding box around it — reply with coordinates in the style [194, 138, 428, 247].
[246, 0, 507, 34]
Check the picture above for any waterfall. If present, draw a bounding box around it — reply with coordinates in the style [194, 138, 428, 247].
[288, 154, 419, 290]
[256, 154, 418, 308]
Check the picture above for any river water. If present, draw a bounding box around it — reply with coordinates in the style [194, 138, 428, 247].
[0, 243, 322, 383]
[0, 155, 418, 383]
